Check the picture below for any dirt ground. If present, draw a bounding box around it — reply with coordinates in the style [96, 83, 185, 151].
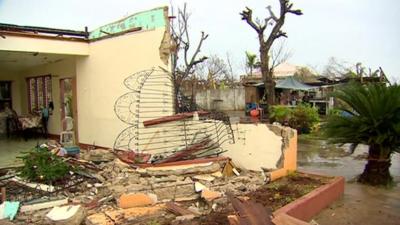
[298, 135, 400, 225]
[193, 174, 329, 225]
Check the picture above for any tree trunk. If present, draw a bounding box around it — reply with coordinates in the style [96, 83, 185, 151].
[358, 146, 393, 186]
[259, 40, 275, 105]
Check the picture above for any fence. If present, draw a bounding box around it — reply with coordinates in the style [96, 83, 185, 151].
[195, 87, 245, 111]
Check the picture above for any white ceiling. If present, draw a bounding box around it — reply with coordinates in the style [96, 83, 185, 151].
[0, 51, 73, 72]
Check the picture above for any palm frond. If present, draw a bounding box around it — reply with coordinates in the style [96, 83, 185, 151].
[324, 83, 400, 153]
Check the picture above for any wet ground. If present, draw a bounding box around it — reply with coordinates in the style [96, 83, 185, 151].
[297, 135, 400, 225]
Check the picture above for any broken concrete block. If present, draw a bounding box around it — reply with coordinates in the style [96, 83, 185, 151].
[20, 198, 68, 212]
[175, 214, 196, 221]
[141, 162, 221, 176]
[118, 193, 157, 209]
[201, 190, 222, 202]
[46, 205, 85, 225]
[187, 206, 201, 215]
[193, 174, 215, 182]
[86, 149, 115, 162]
[154, 183, 195, 200]
[211, 171, 223, 178]
[194, 182, 207, 192]
[85, 213, 115, 225]
[104, 205, 165, 224]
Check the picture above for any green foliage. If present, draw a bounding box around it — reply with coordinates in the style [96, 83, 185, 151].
[327, 108, 341, 116]
[270, 104, 320, 133]
[17, 147, 71, 183]
[290, 104, 320, 133]
[245, 51, 259, 75]
[324, 82, 400, 156]
[269, 105, 292, 124]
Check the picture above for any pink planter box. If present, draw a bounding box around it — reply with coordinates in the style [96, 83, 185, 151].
[274, 173, 345, 222]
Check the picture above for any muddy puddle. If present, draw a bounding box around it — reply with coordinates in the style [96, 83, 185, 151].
[297, 136, 400, 182]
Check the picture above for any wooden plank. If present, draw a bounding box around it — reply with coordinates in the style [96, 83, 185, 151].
[135, 156, 230, 168]
[143, 111, 209, 127]
[156, 139, 210, 163]
[227, 193, 273, 225]
[228, 215, 241, 225]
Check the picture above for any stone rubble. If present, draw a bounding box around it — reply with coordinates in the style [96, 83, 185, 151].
[8, 151, 267, 225]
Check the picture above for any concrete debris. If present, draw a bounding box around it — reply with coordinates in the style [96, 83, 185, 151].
[45, 205, 85, 225]
[201, 189, 222, 202]
[193, 174, 215, 182]
[83, 149, 115, 163]
[85, 213, 114, 225]
[104, 205, 165, 224]
[175, 214, 196, 221]
[118, 193, 157, 209]
[20, 198, 68, 213]
[194, 182, 207, 192]
[138, 162, 222, 176]
[5, 141, 271, 225]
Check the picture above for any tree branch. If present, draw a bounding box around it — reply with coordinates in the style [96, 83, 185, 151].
[240, 7, 264, 34]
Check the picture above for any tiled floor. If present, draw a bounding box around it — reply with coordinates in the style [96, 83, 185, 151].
[0, 136, 47, 168]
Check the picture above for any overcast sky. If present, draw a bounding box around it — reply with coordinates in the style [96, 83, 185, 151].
[1, 0, 399, 81]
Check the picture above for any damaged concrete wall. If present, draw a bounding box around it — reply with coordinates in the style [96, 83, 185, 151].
[89, 7, 167, 40]
[76, 10, 170, 148]
[221, 124, 297, 173]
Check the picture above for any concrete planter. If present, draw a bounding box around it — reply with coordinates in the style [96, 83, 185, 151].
[273, 172, 345, 222]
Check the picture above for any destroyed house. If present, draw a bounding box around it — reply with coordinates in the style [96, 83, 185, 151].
[0, 7, 172, 148]
[0, 6, 297, 177]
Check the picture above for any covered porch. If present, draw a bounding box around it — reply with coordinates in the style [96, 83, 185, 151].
[0, 28, 89, 150]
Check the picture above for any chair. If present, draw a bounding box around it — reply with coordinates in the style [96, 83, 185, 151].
[6, 110, 23, 139]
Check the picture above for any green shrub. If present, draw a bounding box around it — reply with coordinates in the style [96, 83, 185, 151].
[270, 104, 320, 133]
[269, 105, 292, 124]
[17, 147, 71, 184]
[328, 108, 341, 116]
[290, 104, 319, 133]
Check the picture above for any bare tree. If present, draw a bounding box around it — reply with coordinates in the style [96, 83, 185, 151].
[240, 0, 302, 105]
[225, 52, 237, 87]
[170, 3, 208, 109]
[269, 40, 292, 73]
[196, 55, 228, 89]
[322, 57, 352, 78]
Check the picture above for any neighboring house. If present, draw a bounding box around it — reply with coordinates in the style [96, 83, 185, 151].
[0, 7, 173, 148]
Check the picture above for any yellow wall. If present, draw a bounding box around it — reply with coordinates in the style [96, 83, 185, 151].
[19, 58, 77, 135]
[0, 35, 89, 56]
[222, 123, 284, 171]
[0, 69, 23, 114]
[76, 28, 169, 147]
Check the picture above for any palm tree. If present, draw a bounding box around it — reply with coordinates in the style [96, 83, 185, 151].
[324, 82, 400, 186]
[245, 51, 258, 76]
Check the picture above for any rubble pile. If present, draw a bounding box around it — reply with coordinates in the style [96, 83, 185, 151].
[1, 146, 267, 225]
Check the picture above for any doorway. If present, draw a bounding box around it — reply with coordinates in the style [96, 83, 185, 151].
[59, 78, 78, 142]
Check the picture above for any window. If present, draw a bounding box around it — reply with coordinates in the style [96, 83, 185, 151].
[27, 75, 52, 113]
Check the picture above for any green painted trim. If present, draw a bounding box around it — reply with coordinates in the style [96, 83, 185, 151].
[89, 7, 167, 40]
